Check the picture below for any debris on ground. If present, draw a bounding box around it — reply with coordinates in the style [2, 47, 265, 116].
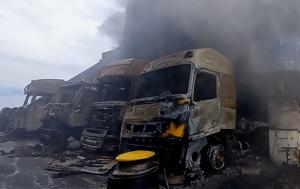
[0, 138, 299, 188]
[47, 156, 117, 177]
[67, 136, 81, 150]
[241, 167, 261, 176]
[0, 141, 15, 154]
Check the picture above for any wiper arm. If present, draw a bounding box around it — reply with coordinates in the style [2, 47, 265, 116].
[152, 91, 172, 100]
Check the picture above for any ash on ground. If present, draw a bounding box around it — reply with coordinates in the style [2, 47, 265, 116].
[0, 139, 299, 189]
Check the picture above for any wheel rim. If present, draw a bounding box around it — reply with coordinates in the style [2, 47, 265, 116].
[208, 144, 225, 171]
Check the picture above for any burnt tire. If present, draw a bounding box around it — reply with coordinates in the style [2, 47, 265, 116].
[201, 144, 226, 172]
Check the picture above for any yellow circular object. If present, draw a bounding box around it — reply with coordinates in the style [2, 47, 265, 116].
[115, 150, 155, 162]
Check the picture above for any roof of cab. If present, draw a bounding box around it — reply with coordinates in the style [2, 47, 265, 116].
[98, 59, 149, 78]
[143, 48, 234, 76]
[24, 79, 66, 95]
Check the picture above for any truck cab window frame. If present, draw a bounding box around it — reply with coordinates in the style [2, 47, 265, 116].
[193, 70, 218, 102]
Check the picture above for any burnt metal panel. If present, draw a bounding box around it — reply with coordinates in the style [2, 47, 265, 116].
[193, 48, 234, 76]
[143, 48, 234, 76]
[219, 73, 236, 109]
[24, 79, 66, 95]
[189, 99, 221, 137]
[124, 103, 160, 121]
[99, 59, 149, 78]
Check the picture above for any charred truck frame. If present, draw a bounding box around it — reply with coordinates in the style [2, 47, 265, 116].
[40, 81, 99, 143]
[80, 59, 149, 153]
[3, 79, 66, 135]
[116, 49, 236, 178]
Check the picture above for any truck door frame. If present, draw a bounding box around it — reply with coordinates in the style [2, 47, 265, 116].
[188, 68, 221, 138]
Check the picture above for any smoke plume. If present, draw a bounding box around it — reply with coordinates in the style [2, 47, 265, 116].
[106, 0, 300, 69]
[106, 0, 300, 120]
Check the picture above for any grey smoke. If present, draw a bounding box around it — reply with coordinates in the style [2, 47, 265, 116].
[106, 0, 300, 71]
[98, 11, 125, 43]
[101, 0, 300, 120]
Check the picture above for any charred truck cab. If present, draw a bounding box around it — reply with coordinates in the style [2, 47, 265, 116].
[22, 79, 66, 132]
[114, 49, 236, 183]
[80, 59, 149, 153]
[4, 79, 66, 135]
[40, 82, 99, 143]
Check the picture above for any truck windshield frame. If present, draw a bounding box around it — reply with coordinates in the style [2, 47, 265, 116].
[57, 88, 78, 103]
[132, 64, 191, 100]
[98, 78, 131, 102]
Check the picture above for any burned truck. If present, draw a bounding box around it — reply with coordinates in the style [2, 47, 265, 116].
[40, 81, 99, 143]
[113, 48, 236, 181]
[80, 59, 149, 153]
[1, 79, 66, 136]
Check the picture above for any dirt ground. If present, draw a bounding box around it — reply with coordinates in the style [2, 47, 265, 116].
[0, 140, 107, 189]
[0, 140, 299, 189]
[192, 154, 300, 189]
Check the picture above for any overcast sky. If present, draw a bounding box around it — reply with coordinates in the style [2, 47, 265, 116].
[0, 0, 125, 108]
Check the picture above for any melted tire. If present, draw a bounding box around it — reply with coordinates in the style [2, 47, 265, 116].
[201, 144, 226, 172]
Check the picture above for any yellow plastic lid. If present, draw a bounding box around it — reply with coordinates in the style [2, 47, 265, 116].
[115, 150, 155, 162]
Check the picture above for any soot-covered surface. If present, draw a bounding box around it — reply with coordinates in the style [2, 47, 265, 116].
[0, 155, 107, 189]
[191, 154, 300, 189]
[0, 140, 299, 189]
[0, 140, 106, 189]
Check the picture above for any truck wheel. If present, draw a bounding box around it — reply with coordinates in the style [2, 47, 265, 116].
[208, 144, 225, 171]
